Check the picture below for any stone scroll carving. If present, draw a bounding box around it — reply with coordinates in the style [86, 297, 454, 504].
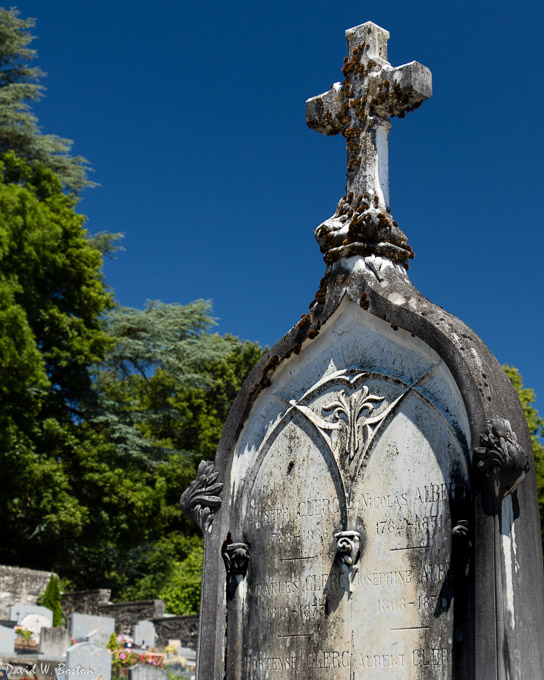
[179, 460, 223, 533]
[474, 417, 529, 501]
[335, 530, 362, 595]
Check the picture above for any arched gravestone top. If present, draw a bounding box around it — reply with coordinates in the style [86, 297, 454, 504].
[181, 20, 544, 680]
[63, 642, 111, 680]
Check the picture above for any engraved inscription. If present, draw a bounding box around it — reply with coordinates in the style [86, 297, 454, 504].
[238, 363, 470, 679]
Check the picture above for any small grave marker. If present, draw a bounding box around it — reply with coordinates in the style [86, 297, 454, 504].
[133, 621, 155, 649]
[60, 642, 111, 680]
[70, 613, 115, 647]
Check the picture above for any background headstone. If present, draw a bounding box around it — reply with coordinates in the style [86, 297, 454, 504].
[62, 642, 111, 680]
[39, 627, 72, 658]
[0, 625, 15, 654]
[133, 621, 155, 649]
[69, 613, 115, 646]
[128, 665, 167, 680]
[20, 613, 52, 642]
[8, 604, 52, 626]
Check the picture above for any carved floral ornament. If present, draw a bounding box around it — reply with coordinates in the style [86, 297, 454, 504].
[179, 460, 223, 533]
[474, 417, 529, 500]
[289, 369, 408, 468]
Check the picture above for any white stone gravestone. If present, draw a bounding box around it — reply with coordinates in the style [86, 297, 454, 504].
[70, 613, 115, 647]
[8, 604, 52, 626]
[39, 627, 72, 658]
[133, 621, 155, 649]
[181, 19, 544, 680]
[59, 642, 111, 680]
[0, 625, 15, 655]
[20, 613, 51, 642]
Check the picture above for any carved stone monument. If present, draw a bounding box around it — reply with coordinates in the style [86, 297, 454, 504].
[181, 21, 544, 680]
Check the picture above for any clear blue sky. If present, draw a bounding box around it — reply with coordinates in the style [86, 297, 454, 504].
[15, 1, 544, 416]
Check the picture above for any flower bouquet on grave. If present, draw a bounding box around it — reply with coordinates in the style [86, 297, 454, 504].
[14, 625, 38, 651]
[14, 626, 32, 642]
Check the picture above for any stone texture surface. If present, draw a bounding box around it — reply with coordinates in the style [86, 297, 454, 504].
[61, 590, 111, 618]
[229, 299, 470, 679]
[0, 566, 52, 619]
[0, 624, 15, 654]
[151, 615, 198, 648]
[128, 665, 168, 680]
[39, 627, 72, 658]
[99, 600, 164, 634]
[62, 642, 111, 680]
[133, 620, 156, 649]
[69, 613, 115, 646]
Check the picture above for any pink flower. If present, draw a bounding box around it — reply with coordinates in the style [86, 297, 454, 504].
[120, 653, 126, 660]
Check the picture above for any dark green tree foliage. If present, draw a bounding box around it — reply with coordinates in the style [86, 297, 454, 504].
[37, 574, 63, 626]
[0, 8, 93, 192]
[0, 152, 113, 569]
[89, 302, 264, 604]
[504, 365, 544, 543]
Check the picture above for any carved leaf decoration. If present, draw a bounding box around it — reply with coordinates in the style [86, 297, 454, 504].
[180, 460, 224, 533]
[323, 388, 385, 460]
[474, 417, 529, 500]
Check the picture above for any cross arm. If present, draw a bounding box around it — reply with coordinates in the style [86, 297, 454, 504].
[306, 82, 344, 135]
[372, 61, 432, 119]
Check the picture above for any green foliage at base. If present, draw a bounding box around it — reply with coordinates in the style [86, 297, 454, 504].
[504, 365, 544, 544]
[37, 574, 63, 626]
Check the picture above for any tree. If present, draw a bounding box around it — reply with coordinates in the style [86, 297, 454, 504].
[504, 365, 544, 542]
[37, 574, 64, 626]
[0, 8, 93, 192]
[83, 301, 264, 601]
[0, 152, 113, 569]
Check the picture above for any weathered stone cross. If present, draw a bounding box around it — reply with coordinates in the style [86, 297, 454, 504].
[306, 22, 432, 267]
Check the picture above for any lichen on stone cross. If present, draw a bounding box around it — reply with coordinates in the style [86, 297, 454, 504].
[306, 22, 432, 267]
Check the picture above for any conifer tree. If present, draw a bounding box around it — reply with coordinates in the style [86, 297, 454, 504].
[37, 574, 63, 627]
[0, 8, 93, 192]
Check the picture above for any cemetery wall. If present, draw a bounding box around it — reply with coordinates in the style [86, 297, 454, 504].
[0, 565, 51, 618]
[61, 589, 111, 617]
[99, 600, 165, 632]
[152, 615, 198, 648]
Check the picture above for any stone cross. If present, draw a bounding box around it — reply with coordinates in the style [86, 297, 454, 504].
[306, 22, 432, 266]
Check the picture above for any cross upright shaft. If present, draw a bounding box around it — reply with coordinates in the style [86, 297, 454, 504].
[306, 22, 432, 267]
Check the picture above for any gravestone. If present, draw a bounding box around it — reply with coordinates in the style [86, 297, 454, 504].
[133, 620, 155, 649]
[60, 642, 111, 680]
[39, 627, 72, 658]
[69, 613, 115, 646]
[8, 604, 52, 626]
[128, 665, 168, 680]
[181, 20, 544, 680]
[0, 625, 15, 654]
[20, 612, 52, 642]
